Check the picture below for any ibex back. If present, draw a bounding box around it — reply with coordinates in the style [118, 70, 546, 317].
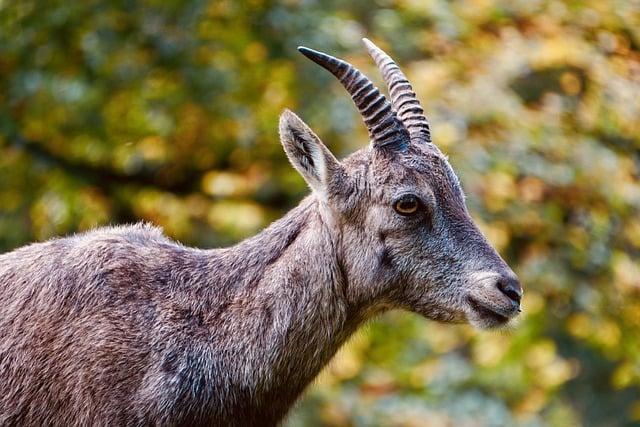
[0, 40, 522, 426]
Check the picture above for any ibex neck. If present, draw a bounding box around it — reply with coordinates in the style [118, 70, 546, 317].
[199, 196, 358, 422]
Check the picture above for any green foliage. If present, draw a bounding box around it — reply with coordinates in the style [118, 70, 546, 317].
[1, 0, 639, 425]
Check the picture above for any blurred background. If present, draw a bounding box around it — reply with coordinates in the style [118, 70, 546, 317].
[1, 0, 639, 425]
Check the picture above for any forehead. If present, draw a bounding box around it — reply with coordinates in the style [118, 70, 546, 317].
[344, 144, 465, 204]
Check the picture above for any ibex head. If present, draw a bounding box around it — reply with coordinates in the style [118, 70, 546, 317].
[279, 39, 522, 329]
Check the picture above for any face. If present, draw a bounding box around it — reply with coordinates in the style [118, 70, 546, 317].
[285, 39, 522, 329]
[333, 143, 522, 329]
[279, 108, 522, 330]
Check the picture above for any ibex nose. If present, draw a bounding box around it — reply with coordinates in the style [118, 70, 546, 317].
[496, 274, 522, 305]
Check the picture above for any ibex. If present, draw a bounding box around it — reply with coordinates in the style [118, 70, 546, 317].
[0, 40, 522, 426]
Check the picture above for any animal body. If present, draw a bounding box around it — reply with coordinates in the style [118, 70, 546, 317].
[0, 40, 522, 426]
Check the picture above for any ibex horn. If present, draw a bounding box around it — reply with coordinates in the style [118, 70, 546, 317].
[298, 46, 410, 151]
[362, 38, 432, 143]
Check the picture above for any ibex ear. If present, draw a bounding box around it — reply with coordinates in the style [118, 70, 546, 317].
[279, 109, 343, 197]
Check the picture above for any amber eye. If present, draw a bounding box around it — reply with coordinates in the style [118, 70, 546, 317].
[394, 195, 420, 216]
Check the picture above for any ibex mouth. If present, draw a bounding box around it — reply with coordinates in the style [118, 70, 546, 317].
[466, 296, 512, 328]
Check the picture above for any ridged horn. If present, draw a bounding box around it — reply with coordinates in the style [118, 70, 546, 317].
[363, 38, 432, 143]
[298, 46, 410, 150]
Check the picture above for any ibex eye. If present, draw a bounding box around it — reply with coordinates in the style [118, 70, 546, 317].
[394, 195, 420, 216]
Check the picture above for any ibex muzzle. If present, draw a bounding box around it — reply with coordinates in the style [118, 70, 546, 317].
[0, 39, 521, 426]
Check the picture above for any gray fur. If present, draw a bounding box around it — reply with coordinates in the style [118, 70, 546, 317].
[0, 44, 521, 427]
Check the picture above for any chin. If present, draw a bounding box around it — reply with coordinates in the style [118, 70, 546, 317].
[465, 297, 519, 330]
[467, 313, 514, 330]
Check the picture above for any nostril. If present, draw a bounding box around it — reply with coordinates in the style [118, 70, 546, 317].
[496, 276, 522, 305]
